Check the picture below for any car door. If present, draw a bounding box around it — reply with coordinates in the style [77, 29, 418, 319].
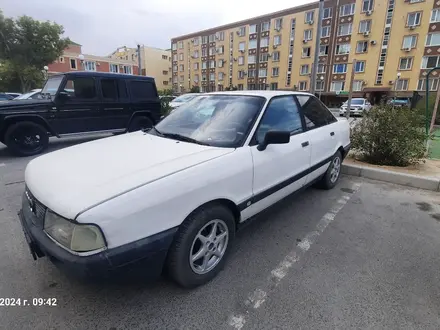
[49, 76, 104, 135]
[296, 95, 339, 185]
[98, 78, 131, 131]
[242, 95, 311, 219]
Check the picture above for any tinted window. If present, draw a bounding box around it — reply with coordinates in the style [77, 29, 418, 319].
[296, 95, 336, 129]
[255, 96, 303, 143]
[118, 80, 128, 99]
[63, 77, 96, 99]
[129, 80, 157, 100]
[101, 79, 118, 100]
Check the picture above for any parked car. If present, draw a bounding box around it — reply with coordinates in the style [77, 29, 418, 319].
[339, 98, 372, 116]
[18, 91, 350, 288]
[0, 71, 161, 156]
[169, 93, 201, 109]
[0, 93, 15, 102]
[14, 89, 42, 100]
[6, 92, 22, 99]
[388, 97, 411, 107]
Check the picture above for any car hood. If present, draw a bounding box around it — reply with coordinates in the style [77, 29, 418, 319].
[25, 132, 234, 219]
[0, 99, 51, 111]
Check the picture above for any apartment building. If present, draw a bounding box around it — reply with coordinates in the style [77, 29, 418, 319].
[110, 46, 172, 91]
[171, 0, 439, 104]
[48, 43, 139, 76]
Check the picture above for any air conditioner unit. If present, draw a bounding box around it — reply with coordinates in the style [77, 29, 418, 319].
[233, 57, 237, 61]
[308, 20, 314, 25]
[215, 36, 219, 40]
[363, 81, 368, 86]
[405, 47, 412, 52]
[273, 45, 278, 49]
[363, 31, 370, 37]
[370, 40, 377, 45]
[236, 31, 240, 35]
[267, 53, 272, 57]
[409, 25, 416, 30]
[275, 27, 281, 32]
[303, 39, 307, 43]
[239, 49, 245, 53]
[388, 80, 394, 85]
[191, 39, 195, 43]
[366, 10, 372, 16]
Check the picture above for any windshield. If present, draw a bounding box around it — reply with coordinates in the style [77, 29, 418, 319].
[152, 95, 266, 148]
[173, 94, 198, 103]
[351, 99, 364, 105]
[41, 76, 64, 96]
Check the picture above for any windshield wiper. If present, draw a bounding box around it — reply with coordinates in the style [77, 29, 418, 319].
[160, 132, 211, 146]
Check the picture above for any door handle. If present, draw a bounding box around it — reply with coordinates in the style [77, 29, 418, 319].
[330, 132, 335, 136]
[301, 141, 309, 148]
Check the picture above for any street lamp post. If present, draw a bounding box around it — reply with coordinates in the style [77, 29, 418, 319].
[319, 75, 324, 101]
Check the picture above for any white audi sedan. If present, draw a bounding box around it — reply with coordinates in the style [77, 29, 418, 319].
[19, 91, 350, 288]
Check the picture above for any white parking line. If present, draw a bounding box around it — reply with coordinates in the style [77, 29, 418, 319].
[227, 183, 362, 329]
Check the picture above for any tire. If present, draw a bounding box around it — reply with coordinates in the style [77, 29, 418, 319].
[128, 116, 153, 132]
[4, 121, 49, 157]
[166, 204, 236, 288]
[316, 150, 342, 190]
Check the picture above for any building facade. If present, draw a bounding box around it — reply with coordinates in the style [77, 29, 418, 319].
[171, 0, 439, 104]
[48, 43, 139, 76]
[110, 46, 172, 91]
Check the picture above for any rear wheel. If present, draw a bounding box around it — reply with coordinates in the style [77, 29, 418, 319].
[128, 116, 153, 132]
[4, 121, 49, 157]
[316, 151, 342, 190]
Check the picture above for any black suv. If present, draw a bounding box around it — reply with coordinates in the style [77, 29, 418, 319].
[0, 72, 162, 156]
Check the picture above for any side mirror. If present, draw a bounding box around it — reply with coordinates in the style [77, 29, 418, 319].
[56, 91, 70, 103]
[257, 130, 290, 151]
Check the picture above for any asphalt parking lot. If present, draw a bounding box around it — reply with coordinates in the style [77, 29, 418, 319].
[1, 135, 440, 330]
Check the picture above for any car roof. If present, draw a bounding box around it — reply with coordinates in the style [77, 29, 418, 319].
[206, 90, 314, 99]
[50, 71, 155, 81]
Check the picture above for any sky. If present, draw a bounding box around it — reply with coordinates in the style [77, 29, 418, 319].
[0, 0, 312, 55]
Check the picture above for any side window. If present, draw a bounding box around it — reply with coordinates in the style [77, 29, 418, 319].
[129, 80, 157, 101]
[30, 93, 41, 99]
[63, 77, 96, 99]
[296, 95, 336, 130]
[255, 96, 303, 144]
[101, 79, 118, 100]
[118, 80, 128, 99]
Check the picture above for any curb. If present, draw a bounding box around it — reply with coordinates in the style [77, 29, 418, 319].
[341, 163, 440, 192]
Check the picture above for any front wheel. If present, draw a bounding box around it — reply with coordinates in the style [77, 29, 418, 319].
[128, 116, 153, 132]
[4, 121, 49, 157]
[316, 151, 342, 190]
[166, 204, 235, 288]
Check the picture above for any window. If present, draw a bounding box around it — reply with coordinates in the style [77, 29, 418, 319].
[297, 95, 336, 129]
[179, 64, 184, 72]
[407, 12, 422, 26]
[417, 78, 439, 91]
[193, 37, 200, 46]
[194, 74, 199, 83]
[321, 26, 331, 38]
[217, 46, 224, 54]
[319, 45, 329, 55]
[331, 81, 345, 92]
[336, 43, 351, 55]
[209, 34, 215, 42]
[355, 61, 366, 72]
[70, 59, 77, 70]
[173, 54, 177, 61]
[274, 35, 282, 46]
[179, 75, 184, 82]
[63, 77, 96, 99]
[173, 76, 178, 83]
[238, 26, 246, 36]
[362, 0, 374, 13]
[216, 31, 225, 41]
[218, 59, 225, 68]
[402, 35, 417, 49]
[316, 80, 325, 91]
[123, 66, 132, 74]
[260, 53, 269, 62]
[399, 57, 413, 70]
[238, 84, 244, 90]
[178, 41, 183, 49]
[300, 65, 310, 75]
[259, 68, 267, 77]
[238, 56, 244, 65]
[304, 29, 313, 41]
[59, 57, 65, 63]
[238, 71, 245, 79]
[338, 23, 352, 36]
[101, 79, 120, 100]
[209, 47, 215, 56]
[359, 20, 371, 33]
[193, 50, 199, 58]
[250, 24, 257, 33]
[272, 67, 279, 76]
[272, 51, 280, 61]
[352, 80, 364, 91]
[317, 64, 326, 73]
[255, 96, 303, 143]
[202, 36, 208, 44]
[172, 43, 177, 50]
[395, 79, 409, 91]
[299, 81, 308, 91]
[173, 65, 178, 72]
[179, 53, 184, 61]
[202, 61, 207, 69]
[249, 40, 257, 49]
[248, 69, 256, 77]
[305, 11, 314, 23]
[261, 21, 270, 32]
[162, 55, 168, 60]
[194, 62, 199, 70]
[422, 56, 440, 69]
[275, 18, 283, 30]
[210, 60, 216, 68]
[210, 73, 215, 81]
[218, 72, 224, 81]
[260, 37, 269, 47]
[270, 83, 278, 90]
[162, 70, 168, 75]
[432, 9, 440, 23]
[302, 47, 311, 57]
[323, 7, 332, 19]
[84, 61, 96, 71]
[340, 4, 355, 17]
[426, 33, 440, 47]
[239, 42, 246, 51]
[333, 64, 347, 73]
[248, 55, 256, 64]
[356, 41, 368, 53]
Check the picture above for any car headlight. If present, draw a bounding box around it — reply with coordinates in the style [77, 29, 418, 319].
[44, 210, 106, 252]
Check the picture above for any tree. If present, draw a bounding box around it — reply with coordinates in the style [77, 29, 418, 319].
[190, 86, 200, 93]
[0, 10, 70, 92]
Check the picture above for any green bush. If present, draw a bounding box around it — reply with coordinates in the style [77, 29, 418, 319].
[351, 105, 427, 166]
[415, 93, 440, 125]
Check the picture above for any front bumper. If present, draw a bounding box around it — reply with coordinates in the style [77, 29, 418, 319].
[18, 194, 177, 280]
[340, 108, 364, 115]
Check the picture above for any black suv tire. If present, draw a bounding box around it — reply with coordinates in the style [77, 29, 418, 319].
[128, 116, 153, 132]
[4, 121, 49, 157]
